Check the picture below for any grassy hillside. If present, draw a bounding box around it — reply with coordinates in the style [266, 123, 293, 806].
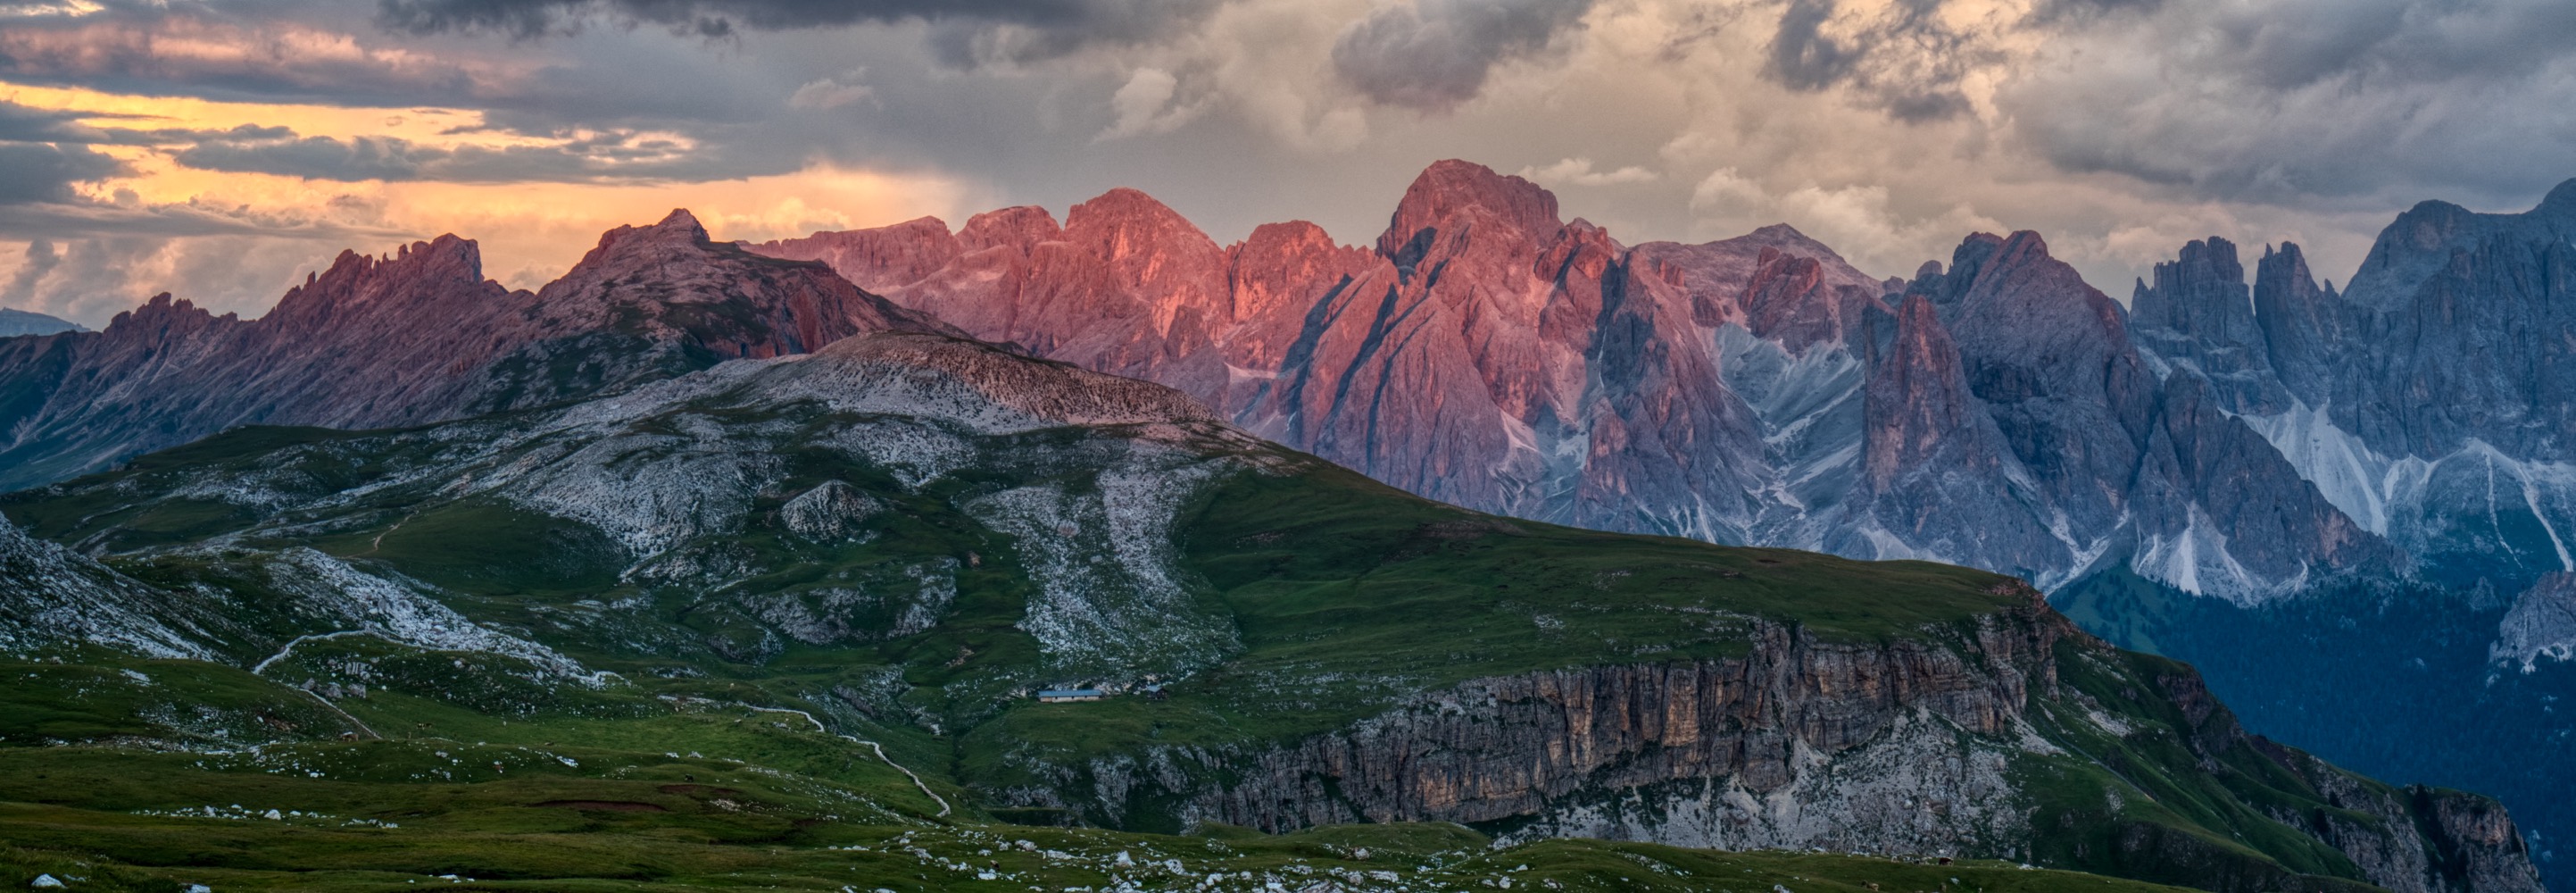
[0, 341, 2539, 892]
[0, 652, 2210, 893]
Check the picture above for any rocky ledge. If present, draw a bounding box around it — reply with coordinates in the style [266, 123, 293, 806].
[1008, 591, 2540, 893]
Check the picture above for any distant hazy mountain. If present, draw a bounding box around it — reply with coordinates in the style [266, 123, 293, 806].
[0, 307, 80, 338]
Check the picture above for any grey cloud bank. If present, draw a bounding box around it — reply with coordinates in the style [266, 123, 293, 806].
[0, 0, 2570, 326]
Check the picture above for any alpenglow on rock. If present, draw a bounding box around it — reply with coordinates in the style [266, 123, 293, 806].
[0, 210, 958, 491]
[755, 161, 2396, 603]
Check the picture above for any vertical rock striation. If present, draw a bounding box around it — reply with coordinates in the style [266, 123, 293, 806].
[752, 161, 2410, 605]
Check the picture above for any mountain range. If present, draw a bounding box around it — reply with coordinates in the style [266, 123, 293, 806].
[0, 323, 2542, 893]
[3, 159, 2573, 891]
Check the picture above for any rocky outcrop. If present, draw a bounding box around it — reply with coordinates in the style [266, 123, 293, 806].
[1183, 608, 2063, 837]
[2247, 738, 2551, 893]
[0, 518, 212, 660]
[2494, 573, 2576, 671]
[1014, 591, 2538, 893]
[2131, 238, 2289, 413]
[0, 210, 954, 491]
[1857, 294, 2057, 578]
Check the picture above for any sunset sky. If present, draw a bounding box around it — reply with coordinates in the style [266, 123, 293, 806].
[3, 0, 2572, 327]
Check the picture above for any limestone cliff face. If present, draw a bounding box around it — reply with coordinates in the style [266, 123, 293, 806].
[2242, 723, 2550, 893]
[2131, 238, 2289, 413]
[1183, 608, 2059, 836]
[1010, 592, 2539, 893]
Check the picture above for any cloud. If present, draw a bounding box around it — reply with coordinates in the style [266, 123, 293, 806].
[2002, 0, 2576, 204]
[1689, 166, 1766, 218]
[1764, 0, 1855, 91]
[1757, 0, 2000, 122]
[1331, 0, 1594, 110]
[0, 97, 109, 142]
[0, 141, 120, 203]
[0, 14, 530, 104]
[786, 70, 873, 109]
[167, 128, 731, 183]
[373, 0, 1219, 64]
[1101, 66, 1186, 138]
[2, 238, 58, 309]
[1520, 156, 1655, 188]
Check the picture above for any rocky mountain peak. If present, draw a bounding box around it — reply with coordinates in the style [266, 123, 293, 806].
[1227, 221, 1378, 337]
[959, 205, 1062, 253]
[747, 216, 959, 294]
[2131, 236, 2282, 411]
[577, 208, 716, 268]
[653, 207, 709, 238]
[1061, 188, 1226, 298]
[2536, 177, 2576, 219]
[792, 330, 1221, 430]
[107, 292, 226, 337]
[263, 234, 498, 331]
[1377, 159, 1563, 261]
[2134, 238, 2250, 332]
[1066, 188, 1196, 235]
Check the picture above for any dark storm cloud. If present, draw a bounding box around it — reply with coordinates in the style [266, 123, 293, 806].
[1331, 0, 1596, 111]
[1757, 0, 1985, 122]
[0, 142, 120, 204]
[374, 0, 1214, 63]
[1765, 0, 1855, 91]
[2005, 0, 2576, 205]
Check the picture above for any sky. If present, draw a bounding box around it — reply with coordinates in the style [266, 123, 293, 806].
[2, 0, 2573, 327]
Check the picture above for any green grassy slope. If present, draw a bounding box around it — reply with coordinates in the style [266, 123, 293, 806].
[0, 379, 2525, 893]
[0, 653, 2211, 893]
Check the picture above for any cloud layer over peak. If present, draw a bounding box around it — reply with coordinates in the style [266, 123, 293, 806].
[0, 0, 2568, 330]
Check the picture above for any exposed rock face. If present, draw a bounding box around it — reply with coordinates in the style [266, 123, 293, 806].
[1856, 294, 2057, 577]
[754, 162, 2394, 602]
[1024, 593, 2539, 893]
[2246, 739, 2552, 893]
[2132, 180, 2576, 591]
[2495, 573, 2576, 671]
[0, 307, 80, 338]
[1186, 609, 2061, 839]
[0, 210, 954, 491]
[0, 518, 211, 660]
[2131, 238, 2288, 413]
[778, 480, 883, 541]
